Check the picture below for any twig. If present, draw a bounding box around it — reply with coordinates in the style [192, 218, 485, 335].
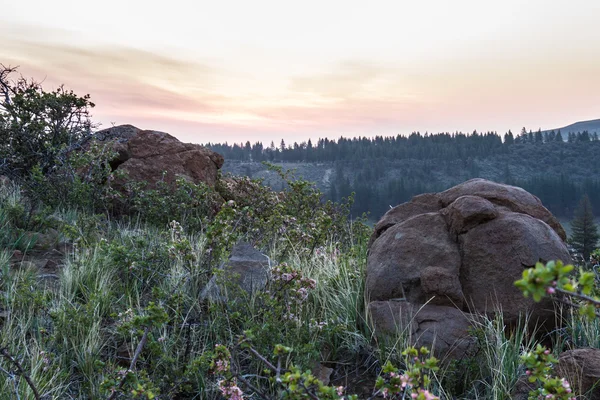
[299, 382, 320, 400]
[0, 364, 20, 400]
[246, 345, 278, 372]
[106, 327, 149, 400]
[229, 348, 271, 400]
[129, 327, 149, 370]
[276, 355, 282, 383]
[556, 287, 600, 306]
[0, 348, 41, 400]
[553, 295, 600, 318]
[235, 373, 271, 400]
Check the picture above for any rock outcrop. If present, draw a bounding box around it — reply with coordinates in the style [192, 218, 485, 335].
[88, 125, 224, 188]
[367, 179, 570, 360]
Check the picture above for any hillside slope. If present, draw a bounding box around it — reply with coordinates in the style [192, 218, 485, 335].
[543, 118, 600, 134]
[221, 141, 600, 219]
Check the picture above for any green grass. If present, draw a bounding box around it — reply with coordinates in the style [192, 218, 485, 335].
[1, 181, 599, 399]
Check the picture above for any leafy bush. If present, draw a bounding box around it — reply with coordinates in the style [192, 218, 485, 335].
[0, 65, 95, 175]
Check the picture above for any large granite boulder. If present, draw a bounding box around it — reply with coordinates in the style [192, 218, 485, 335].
[86, 125, 224, 188]
[367, 179, 570, 360]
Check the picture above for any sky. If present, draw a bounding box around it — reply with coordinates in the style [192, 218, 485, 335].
[1, 0, 600, 145]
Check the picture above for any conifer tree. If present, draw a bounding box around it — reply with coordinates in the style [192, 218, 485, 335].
[570, 194, 600, 261]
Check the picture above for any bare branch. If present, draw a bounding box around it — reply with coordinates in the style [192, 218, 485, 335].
[0, 64, 19, 107]
[106, 327, 150, 400]
[0, 347, 41, 400]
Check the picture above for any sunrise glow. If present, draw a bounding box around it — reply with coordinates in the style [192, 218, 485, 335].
[2, 0, 599, 144]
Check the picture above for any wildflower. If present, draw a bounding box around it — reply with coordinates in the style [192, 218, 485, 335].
[400, 374, 412, 388]
[281, 273, 293, 282]
[218, 380, 244, 400]
[215, 359, 229, 373]
[546, 287, 556, 294]
[336, 386, 344, 396]
[420, 389, 439, 400]
[297, 287, 309, 301]
[117, 369, 130, 378]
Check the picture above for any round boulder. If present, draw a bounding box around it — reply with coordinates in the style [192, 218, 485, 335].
[367, 179, 571, 359]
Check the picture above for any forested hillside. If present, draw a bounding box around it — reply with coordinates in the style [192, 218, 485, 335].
[207, 129, 600, 219]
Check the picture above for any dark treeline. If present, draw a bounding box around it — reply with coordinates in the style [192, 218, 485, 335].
[208, 128, 600, 219]
[207, 128, 599, 163]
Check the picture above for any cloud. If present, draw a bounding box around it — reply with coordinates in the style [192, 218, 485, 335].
[1, 32, 227, 120]
[1, 32, 428, 138]
[2, 22, 599, 144]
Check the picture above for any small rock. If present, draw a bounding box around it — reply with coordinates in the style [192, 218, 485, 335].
[201, 242, 270, 302]
[312, 363, 334, 386]
[33, 228, 60, 250]
[557, 348, 600, 400]
[511, 375, 538, 400]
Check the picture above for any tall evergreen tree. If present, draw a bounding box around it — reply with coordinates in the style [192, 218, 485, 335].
[555, 130, 563, 142]
[504, 130, 514, 145]
[534, 129, 543, 143]
[570, 194, 600, 261]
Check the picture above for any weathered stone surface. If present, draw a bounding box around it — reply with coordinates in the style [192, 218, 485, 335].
[511, 375, 538, 400]
[460, 213, 570, 325]
[420, 266, 464, 308]
[439, 178, 566, 240]
[90, 125, 224, 189]
[370, 193, 442, 246]
[201, 242, 270, 302]
[367, 179, 570, 360]
[312, 363, 334, 386]
[557, 348, 600, 400]
[443, 195, 497, 236]
[368, 301, 475, 360]
[366, 213, 461, 303]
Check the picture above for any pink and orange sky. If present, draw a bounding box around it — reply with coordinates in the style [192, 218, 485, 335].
[2, 0, 600, 144]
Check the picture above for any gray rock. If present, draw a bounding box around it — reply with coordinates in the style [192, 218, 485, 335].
[201, 242, 270, 302]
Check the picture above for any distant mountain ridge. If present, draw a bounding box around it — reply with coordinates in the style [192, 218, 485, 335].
[543, 118, 600, 134]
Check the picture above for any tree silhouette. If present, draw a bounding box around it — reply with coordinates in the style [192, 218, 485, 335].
[570, 194, 599, 261]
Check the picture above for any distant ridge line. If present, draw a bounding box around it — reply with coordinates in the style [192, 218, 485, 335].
[543, 118, 600, 134]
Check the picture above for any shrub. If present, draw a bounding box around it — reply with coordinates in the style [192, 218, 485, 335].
[0, 65, 95, 175]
